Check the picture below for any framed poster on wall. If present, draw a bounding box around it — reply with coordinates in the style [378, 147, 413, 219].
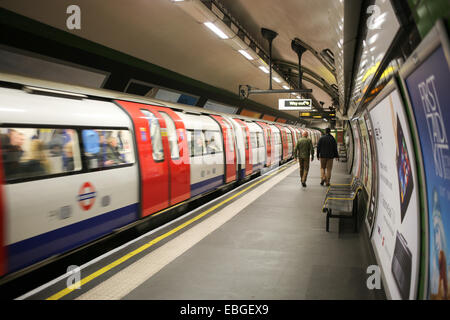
[364, 112, 378, 237]
[359, 115, 373, 201]
[351, 119, 362, 179]
[400, 20, 450, 300]
[346, 121, 354, 174]
[368, 78, 421, 300]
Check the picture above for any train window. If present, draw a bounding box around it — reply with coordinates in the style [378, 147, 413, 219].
[250, 132, 257, 149]
[273, 132, 279, 145]
[0, 127, 82, 182]
[287, 132, 293, 145]
[82, 129, 134, 169]
[221, 121, 234, 153]
[204, 131, 222, 155]
[257, 132, 265, 148]
[141, 110, 164, 161]
[192, 130, 206, 156]
[227, 129, 234, 153]
[186, 130, 193, 157]
[159, 112, 180, 160]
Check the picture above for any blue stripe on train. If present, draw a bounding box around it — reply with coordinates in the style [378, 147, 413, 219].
[7, 203, 139, 273]
[191, 175, 224, 197]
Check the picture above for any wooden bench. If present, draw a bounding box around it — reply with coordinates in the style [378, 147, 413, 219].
[322, 177, 362, 232]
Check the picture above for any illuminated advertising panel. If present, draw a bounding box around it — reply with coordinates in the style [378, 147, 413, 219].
[401, 21, 450, 300]
[351, 120, 362, 178]
[369, 82, 420, 300]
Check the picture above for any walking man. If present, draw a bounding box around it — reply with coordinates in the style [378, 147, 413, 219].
[294, 131, 314, 187]
[317, 128, 338, 186]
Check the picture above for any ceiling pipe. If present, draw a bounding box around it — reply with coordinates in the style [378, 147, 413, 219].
[291, 39, 307, 90]
[261, 28, 278, 90]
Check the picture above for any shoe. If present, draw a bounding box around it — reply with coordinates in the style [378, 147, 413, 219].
[302, 182, 306, 187]
[320, 180, 325, 186]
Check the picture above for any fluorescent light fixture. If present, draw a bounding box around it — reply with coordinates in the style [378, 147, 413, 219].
[204, 22, 229, 39]
[259, 66, 269, 74]
[368, 33, 379, 45]
[273, 77, 281, 83]
[238, 49, 254, 60]
[282, 85, 289, 90]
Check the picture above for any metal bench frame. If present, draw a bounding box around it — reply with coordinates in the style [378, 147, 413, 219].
[322, 177, 362, 232]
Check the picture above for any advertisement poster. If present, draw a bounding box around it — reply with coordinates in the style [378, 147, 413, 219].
[404, 45, 450, 300]
[359, 117, 371, 195]
[346, 122, 354, 174]
[364, 112, 378, 234]
[351, 120, 362, 178]
[369, 87, 420, 300]
[337, 130, 344, 144]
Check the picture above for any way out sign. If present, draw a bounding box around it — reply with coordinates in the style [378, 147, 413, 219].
[78, 182, 97, 211]
[278, 99, 312, 110]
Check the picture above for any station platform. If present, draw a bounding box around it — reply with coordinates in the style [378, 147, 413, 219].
[19, 160, 386, 300]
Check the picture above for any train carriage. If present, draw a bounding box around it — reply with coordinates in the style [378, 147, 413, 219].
[245, 121, 265, 173]
[0, 86, 140, 273]
[0, 74, 316, 277]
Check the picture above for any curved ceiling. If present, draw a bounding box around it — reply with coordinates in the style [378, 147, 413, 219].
[0, 0, 344, 121]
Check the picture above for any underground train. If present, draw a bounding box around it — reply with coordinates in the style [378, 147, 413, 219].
[0, 74, 321, 277]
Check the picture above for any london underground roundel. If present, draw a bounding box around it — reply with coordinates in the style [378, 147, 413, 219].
[78, 182, 96, 211]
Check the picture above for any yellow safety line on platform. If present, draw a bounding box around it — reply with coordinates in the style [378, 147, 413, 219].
[46, 164, 291, 300]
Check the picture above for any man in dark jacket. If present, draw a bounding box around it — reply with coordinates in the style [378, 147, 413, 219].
[317, 128, 338, 186]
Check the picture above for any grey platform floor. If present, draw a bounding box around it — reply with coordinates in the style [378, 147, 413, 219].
[123, 160, 386, 300]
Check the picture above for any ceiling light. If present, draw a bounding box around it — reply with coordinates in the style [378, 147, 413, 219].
[283, 85, 289, 90]
[259, 66, 269, 74]
[238, 49, 254, 60]
[204, 22, 229, 39]
[273, 77, 281, 83]
[368, 34, 379, 45]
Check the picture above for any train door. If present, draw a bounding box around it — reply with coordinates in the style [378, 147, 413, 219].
[289, 126, 298, 146]
[116, 100, 170, 217]
[153, 107, 190, 205]
[269, 125, 281, 166]
[275, 125, 288, 162]
[246, 122, 265, 173]
[286, 129, 293, 159]
[227, 117, 245, 179]
[0, 142, 4, 276]
[210, 115, 236, 183]
[256, 122, 271, 167]
[232, 119, 252, 177]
